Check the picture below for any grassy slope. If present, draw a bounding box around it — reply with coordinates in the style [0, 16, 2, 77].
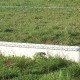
[0, 55, 80, 80]
[0, 0, 80, 46]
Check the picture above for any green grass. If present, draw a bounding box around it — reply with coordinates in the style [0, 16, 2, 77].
[0, 54, 80, 80]
[0, 0, 80, 46]
[0, 0, 80, 7]
[0, 8, 80, 46]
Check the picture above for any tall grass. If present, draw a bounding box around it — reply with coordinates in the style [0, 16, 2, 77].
[0, 53, 80, 80]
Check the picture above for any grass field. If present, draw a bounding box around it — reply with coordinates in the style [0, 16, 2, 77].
[0, 0, 80, 7]
[0, 54, 80, 80]
[0, 0, 80, 46]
